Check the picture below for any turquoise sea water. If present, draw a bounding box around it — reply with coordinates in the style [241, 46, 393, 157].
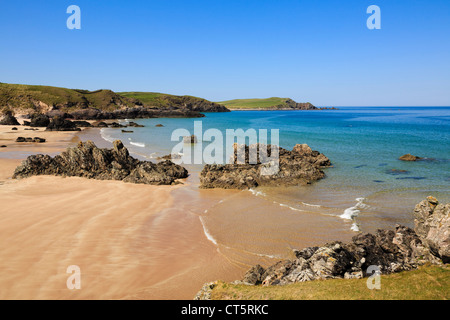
[101, 107, 450, 236]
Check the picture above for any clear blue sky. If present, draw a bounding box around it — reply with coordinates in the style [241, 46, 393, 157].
[1, 0, 449, 106]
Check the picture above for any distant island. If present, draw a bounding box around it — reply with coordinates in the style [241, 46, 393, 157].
[217, 97, 337, 111]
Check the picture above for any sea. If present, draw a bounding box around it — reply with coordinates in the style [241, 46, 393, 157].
[97, 107, 450, 267]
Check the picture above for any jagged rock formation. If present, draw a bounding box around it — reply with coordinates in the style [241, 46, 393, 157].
[414, 196, 450, 263]
[0, 111, 20, 125]
[200, 143, 331, 189]
[238, 198, 448, 287]
[12, 140, 189, 185]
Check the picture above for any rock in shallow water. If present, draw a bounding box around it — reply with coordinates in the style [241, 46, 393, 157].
[200, 143, 331, 189]
[12, 140, 188, 185]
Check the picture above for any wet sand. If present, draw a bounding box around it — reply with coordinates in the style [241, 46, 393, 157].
[0, 125, 244, 299]
[0, 124, 360, 299]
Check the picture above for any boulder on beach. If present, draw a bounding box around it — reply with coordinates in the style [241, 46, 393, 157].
[46, 116, 81, 131]
[15, 137, 46, 143]
[13, 140, 189, 185]
[0, 111, 20, 126]
[200, 143, 331, 189]
[399, 154, 422, 161]
[30, 114, 50, 127]
[155, 124, 164, 127]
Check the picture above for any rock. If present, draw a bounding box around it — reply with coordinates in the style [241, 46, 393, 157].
[23, 121, 31, 126]
[157, 154, 182, 161]
[30, 114, 50, 127]
[128, 122, 144, 128]
[121, 130, 134, 133]
[0, 111, 20, 126]
[15, 137, 45, 143]
[155, 124, 164, 127]
[46, 116, 81, 131]
[399, 154, 422, 161]
[238, 199, 448, 287]
[73, 120, 92, 128]
[32, 137, 46, 143]
[183, 135, 198, 144]
[92, 121, 109, 128]
[109, 122, 126, 128]
[194, 282, 217, 300]
[11, 127, 18, 131]
[414, 197, 450, 263]
[200, 143, 331, 189]
[242, 265, 265, 285]
[0, 145, 7, 148]
[13, 140, 188, 185]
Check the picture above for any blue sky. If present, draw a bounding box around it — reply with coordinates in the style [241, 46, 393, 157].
[0, 0, 449, 106]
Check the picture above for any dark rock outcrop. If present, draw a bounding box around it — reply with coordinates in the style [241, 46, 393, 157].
[13, 140, 188, 185]
[200, 143, 331, 189]
[46, 116, 81, 131]
[15, 137, 46, 143]
[237, 198, 447, 288]
[30, 114, 50, 127]
[0, 111, 20, 125]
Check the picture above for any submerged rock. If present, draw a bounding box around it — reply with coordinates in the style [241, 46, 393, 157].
[13, 140, 188, 185]
[183, 135, 198, 144]
[399, 154, 422, 161]
[200, 143, 331, 189]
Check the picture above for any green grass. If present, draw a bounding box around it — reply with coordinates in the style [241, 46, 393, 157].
[210, 265, 449, 300]
[217, 97, 290, 109]
[0, 83, 137, 113]
[120, 91, 218, 108]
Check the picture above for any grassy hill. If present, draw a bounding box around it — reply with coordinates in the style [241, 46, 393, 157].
[208, 265, 449, 300]
[0, 83, 229, 116]
[0, 82, 139, 114]
[120, 92, 229, 112]
[218, 97, 290, 109]
[218, 97, 315, 110]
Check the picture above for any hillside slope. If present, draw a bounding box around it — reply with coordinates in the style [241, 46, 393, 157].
[0, 83, 229, 119]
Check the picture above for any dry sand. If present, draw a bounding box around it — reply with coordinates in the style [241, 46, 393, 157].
[0, 125, 243, 299]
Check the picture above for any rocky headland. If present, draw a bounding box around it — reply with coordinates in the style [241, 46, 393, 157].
[13, 140, 189, 185]
[200, 143, 331, 189]
[195, 197, 449, 299]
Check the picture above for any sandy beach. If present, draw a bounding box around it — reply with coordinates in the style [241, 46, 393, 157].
[0, 125, 244, 299]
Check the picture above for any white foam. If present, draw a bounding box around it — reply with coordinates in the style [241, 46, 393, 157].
[100, 128, 114, 143]
[300, 201, 322, 208]
[199, 216, 218, 246]
[340, 198, 366, 232]
[278, 202, 304, 212]
[248, 188, 265, 197]
[130, 141, 145, 148]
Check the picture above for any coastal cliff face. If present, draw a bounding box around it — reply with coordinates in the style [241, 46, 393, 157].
[200, 143, 331, 189]
[12, 140, 189, 185]
[195, 197, 449, 299]
[0, 83, 229, 120]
